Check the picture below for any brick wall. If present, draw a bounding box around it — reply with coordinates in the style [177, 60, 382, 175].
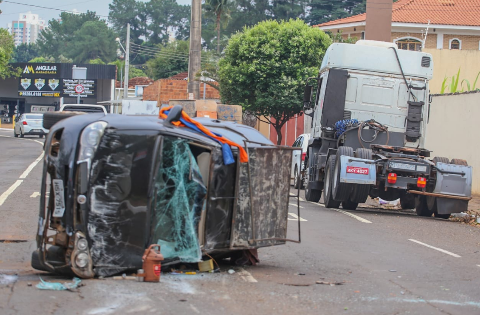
[443, 34, 480, 50]
[142, 79, 220, 105]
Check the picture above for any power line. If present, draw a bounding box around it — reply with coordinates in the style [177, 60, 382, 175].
[2, 0, 109, 18]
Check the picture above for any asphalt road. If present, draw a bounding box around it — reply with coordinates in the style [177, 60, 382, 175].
[0, 127, 479, 315]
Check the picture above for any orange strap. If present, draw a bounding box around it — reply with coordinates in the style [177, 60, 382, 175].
[159, 106, 249, 163]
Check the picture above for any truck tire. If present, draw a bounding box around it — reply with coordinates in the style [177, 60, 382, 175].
[43, 111, 86, 129]
[400, 194, 415, 209]
[333, 146, 354, 202]
[350, 148, 373, 203]
[305, 186, 322, 202]
[415, 196, 433, 217]
[323, 155, 341, 208]
[450, 158, 468, 166]
[342, 200, 358, 210]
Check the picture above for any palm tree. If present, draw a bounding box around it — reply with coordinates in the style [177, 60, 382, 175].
[204, 0, 231, 54]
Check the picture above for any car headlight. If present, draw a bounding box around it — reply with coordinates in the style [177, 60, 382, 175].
[77, 238, 88, 251]
[78, 121, 107, 162]
[75, 253, 89, 268]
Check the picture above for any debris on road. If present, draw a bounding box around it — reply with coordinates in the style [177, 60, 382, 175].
[316, 281, 346, 286]
[198, 259, 214, 272]
[228, 269, 236, 274]
[36, 277, 81, 291]
[0, 274, 18, 285]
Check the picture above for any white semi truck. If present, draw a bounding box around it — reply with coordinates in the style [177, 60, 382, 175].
[302, 40, 472, 218]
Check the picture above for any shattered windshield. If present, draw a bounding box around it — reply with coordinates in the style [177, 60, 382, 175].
[150, 136, 207, 263]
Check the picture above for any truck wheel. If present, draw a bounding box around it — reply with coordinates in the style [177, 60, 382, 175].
[324, 156, 341, 208]
[400, 194, 415, 209]
[434, 212, 451, 219]
[305, 186, 322, 202]
[450, 158, 468, 166]
[415, 196, 433, 217]
[333, 146, 354, 202]
[342, 200, 358, 210]
[43, 111, 86, 129]
[349, 148, 373, 203]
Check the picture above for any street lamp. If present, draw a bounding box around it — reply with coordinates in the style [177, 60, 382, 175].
[115, 23, 130, 100]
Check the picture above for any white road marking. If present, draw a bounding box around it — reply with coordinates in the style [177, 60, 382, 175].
[288, 213, 307, 221]
[0, 134, 44, 146]
[334, 209, 372, 223]
[20, 152, 44, 179]
[477, 265, 480, 268]
[0, 180, 23, 207]
[289, 203, 304, 208]
[409, 239, 461, 258]
[0, 128, 14, 131]
[237, 268, 258, 283]
[30, 192, 40, 198]
[189, 304, 200, 314]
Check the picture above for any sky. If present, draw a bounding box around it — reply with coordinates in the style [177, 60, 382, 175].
[0, 0, 191, 27]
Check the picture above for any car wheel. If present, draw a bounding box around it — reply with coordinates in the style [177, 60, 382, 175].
[39, 134, 44, 138]
[323, 155, 341, 208]
[293, 166, 300, 189]
[20, 129, 24, 138]
[13, 129, 18, 138]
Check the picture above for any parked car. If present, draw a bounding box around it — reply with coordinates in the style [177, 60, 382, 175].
[42, 104, 108, 129]
[291, 133, 311, 189]
[14, 113, 48, 138]
[32, 105, 297, 278]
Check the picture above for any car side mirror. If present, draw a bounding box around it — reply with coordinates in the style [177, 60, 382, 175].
[163, 105, 183, 128]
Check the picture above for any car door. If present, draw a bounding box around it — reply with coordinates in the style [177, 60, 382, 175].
[291, 136, 303, 178]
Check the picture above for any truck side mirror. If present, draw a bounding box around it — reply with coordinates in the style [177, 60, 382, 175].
[303, 85, 313, 109]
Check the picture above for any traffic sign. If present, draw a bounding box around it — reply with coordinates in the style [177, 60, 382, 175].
[74, 84, 84, 94]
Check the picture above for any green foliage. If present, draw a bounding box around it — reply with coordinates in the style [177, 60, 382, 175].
[11, 43, 41, 63]
[450, 68, 460, 93]
[146, 41, 190, 79]
[306, 0, 366, 25]
[204, 0, 232, 54]
[88, 58, 106, 65]
[110, 59, 147, 81]
[38, 11, 101, 60]
[329, 31, 358, 44]
[440, 77, 448, 94]
[57, 55, 73, 63]
[146, 0, 191, 44]
[219, 19, 331, 144]
[108, 0, 148, 44]
[28, 56, 55, 63]
[441, 68, 480, 94]
[65, 21, 117, 63]
[0, 28, 20, 79]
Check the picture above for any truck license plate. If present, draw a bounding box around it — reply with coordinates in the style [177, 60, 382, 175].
[346, 166, 369, 175]
[389, 162, 415, 171]
[52, 179, 66, 217]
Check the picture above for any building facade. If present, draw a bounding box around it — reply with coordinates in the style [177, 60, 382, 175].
[7, 11, 46, 46]
[315, 0, 480, 51]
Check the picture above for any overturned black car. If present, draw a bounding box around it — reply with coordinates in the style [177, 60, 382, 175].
[32, 106, 299, 278]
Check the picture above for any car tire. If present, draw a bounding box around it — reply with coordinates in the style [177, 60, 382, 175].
[43, 111, 86, 129]
[39, 134, 44, 138]
[293, 165, 300, 189]
[13, 129, 18, 138]
[20, 129, 24, 138]
[333, 146, 354, 202]
[323, 155, 341, 208]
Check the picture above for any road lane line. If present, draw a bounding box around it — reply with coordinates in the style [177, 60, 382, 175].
[0, 134, 44, 146]
[0, 180, 23, 207]
[19, 152, 44, 179]
[288, 213, 307, 221]
[409, 239, 461, 258]
[289, 203, 304, 208]
[30, 192, 40, 198]
[237, 268, 258, 283]
[335, 209, 372, 223]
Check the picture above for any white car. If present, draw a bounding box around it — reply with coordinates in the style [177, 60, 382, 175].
[291, 133, 310, 189]
[14, 113, 48, 138]
[60, 104, 108, 114]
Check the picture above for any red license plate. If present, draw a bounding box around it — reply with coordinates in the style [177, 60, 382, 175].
[346, 166, 369, 175]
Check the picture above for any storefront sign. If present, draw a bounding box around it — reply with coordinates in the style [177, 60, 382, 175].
[62, 79, 96, 98]
[18, 76, 62, 97]
[20, 63, 60, 77]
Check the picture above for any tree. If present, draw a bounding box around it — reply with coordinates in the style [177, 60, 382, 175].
[0, 28, 19, 79]
[218, 19, 331, 144]
[145, 40, 190, 79]
[11, 43, 41, 62]
[204, 0, 232, 54]
[108, 0, 147, 44]
[306, 0, 366, 25]
[38, 11, 101, 59]
[65, 21, 117, 63]
[28, 56, 55, 63]
[146, 0, 190, 45]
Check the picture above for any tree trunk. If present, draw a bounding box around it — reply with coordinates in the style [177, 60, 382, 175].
[274, 125, 283, 145]
[216, 13, 221, 54]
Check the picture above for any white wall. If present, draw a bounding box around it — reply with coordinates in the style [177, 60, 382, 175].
[122, 100, 159, 116]
[426, 92, 480, 194]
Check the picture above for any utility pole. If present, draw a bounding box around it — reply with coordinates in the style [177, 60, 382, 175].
[187, 0, 201, 99]
[123, 23, 130, 99]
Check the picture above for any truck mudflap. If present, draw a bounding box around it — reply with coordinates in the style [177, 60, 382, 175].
[432, 162, 472, 214]
[339, 155, 376, 185]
